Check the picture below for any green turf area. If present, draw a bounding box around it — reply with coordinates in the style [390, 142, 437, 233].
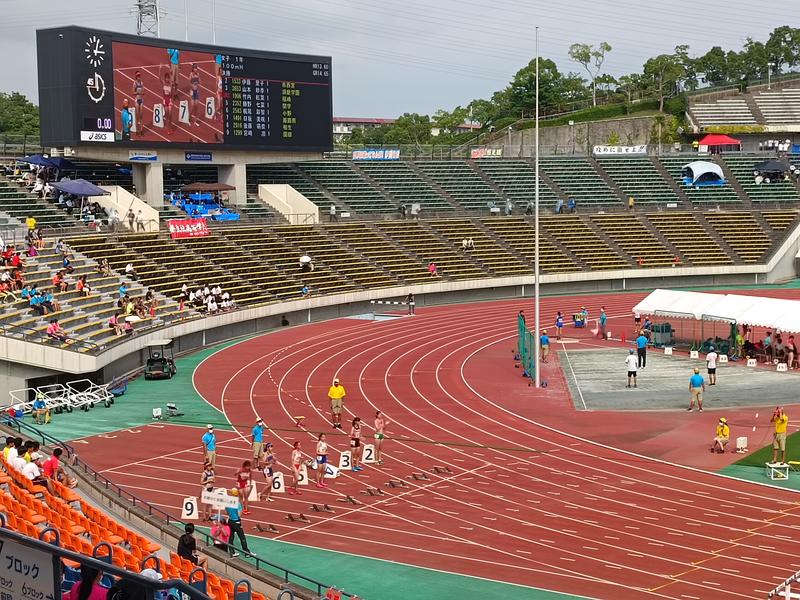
[717, 430, 800, 491]
[41, 342, 237, 442]
[195, 528, 586, 600]
[733, 430, 800, 467]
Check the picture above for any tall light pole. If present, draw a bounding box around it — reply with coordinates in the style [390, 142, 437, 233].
[534, 26, 541, 389]
[184, 0, 189, 41]
[767, 61, 775, 89]
[211, 0, 217, 44]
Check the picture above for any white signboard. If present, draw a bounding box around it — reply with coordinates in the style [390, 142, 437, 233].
[200, 487, 239, 509]
[80, 131, 114, 143]
[181, 497, 199, 520]
[593, 144, 647, 155]
[0, 533, 57, 600]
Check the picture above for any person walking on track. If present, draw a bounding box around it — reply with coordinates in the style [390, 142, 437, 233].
[688, 368, 705, 412]
[328, 378, 346, 429]
[406, 293, 415, 316]
[706, 346, 719, 385]
[625, 349, 638, 388]
[202, 424, 216, 466]
[636, 330, 648, 368]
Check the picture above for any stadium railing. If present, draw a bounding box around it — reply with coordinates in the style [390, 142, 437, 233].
[3, 418, 359, 599]
[0, 519, 213, 600]
[0, 134, 42, 157]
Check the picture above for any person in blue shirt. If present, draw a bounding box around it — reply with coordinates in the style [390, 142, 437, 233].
[167, 48, 180, 95]
[688, 368, 705, 412]
[567, 197, 577, 213]
[555, 312, 564, 340]
[202, 424, 216, 466]
[540, 329, 550, 363]
[20, 284, 32, 299]
[224, 489, 252, 556]
[32, 393, 48, 425]
[599, 306, 608, 340]
[121, 99, 133, 141]
[118, 283, 128, 298]
[636, 330, 648, 368]
[251, 418, 265, 468]
[29, 293, 45, 316]
[643, 317, 652, 333]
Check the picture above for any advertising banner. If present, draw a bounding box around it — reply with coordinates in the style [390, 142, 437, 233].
[168, 217, 210, 239]
[351, 149, 400, 161]
[470, 147, 503, 159]
[593, 144, 647, 155]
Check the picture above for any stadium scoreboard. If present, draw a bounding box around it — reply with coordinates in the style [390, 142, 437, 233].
[36, 26, 333, 152]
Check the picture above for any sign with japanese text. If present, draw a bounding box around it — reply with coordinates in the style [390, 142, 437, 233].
[593, 145, 647, 155]
[200, 487, 240, 509]
[351, 149, 400, 161]
[0, 535, 58, 600]
[167, 217, 210, 240]
[470, 147, 503, 159]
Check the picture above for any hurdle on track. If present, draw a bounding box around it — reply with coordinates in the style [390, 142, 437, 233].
[769, 571, 800, 599]
[370, 299, 409, 319]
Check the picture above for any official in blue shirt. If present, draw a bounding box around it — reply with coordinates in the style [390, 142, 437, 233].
[636, 331, 648, 368]
[202, 424, 216, 466]
[251, 418, 265, 467]
[540, 330, 550, 363]
[599, 307, 607, 339]
[33, 395, 47, 425]
[688, 368, 705, 412]
[121, 99, 133, 141]
[224, 489, 252, 555]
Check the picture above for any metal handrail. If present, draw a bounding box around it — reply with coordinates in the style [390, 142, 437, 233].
[3, 419, 359, 599]
[0, 320, 100, 353]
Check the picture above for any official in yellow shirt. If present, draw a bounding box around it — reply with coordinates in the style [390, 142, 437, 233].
[328, 378, 346, 429]
[772, 407, 789, 464]
[711, 417, 730, 453]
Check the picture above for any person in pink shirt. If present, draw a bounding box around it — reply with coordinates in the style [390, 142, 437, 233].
[63, 565, 106, 600]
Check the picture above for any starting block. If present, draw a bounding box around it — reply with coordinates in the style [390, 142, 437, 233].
[287, 513, 310, 523]
[766, 462, 790, 481]
[311, 504, 335, 513]
[254, 524, 279, 533]
[431, 466, 452, 474]
[735, 436, 748, 453]
[410, 473, 429, 481]
[361, 488, 386, 496]
[337, 495, 361, 505]
[386, 480, 406, 488]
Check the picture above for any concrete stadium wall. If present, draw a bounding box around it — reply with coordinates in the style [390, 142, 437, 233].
[507, 115, 657, 153]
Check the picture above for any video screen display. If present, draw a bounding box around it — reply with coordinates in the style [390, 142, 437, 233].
[37, 27, 333, 152]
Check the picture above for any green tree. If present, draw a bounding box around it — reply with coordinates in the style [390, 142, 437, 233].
[432, 106, 470, 135]
[384, 113, 431, 146]
[507, 57, 586, 114]
[643, 50, 685, 112]
[0, 92, 39, 136]
[695, 46, 730, 85]
[766, 26, 800, 71]
[568, 42, 612, 106]
[617, 73, 644, 104]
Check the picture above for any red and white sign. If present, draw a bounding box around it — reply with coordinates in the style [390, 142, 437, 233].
[470, 147, 503, 159]
[168, 217, 209, 239]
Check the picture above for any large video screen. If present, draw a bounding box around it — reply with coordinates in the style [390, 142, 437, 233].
[37, 27, 333, 152]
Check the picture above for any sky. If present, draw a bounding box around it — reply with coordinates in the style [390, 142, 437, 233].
[0, 0, 793, 118]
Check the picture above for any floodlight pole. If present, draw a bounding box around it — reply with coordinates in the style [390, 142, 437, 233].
[184, 0, 189, 41]
[211, 0, 217, 44]
[534, 26, 541, 389]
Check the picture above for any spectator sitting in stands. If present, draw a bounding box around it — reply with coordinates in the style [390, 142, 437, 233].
[1, 245, 13, 265]
[207, 295, 219, 314]
[301, 283, 310, 297]
[22, 453, 55, 495]
[52, 271, 68, 293]
[97, 258, 111, 276]
[202, 284, 211, 298]
[221, 291, 235, 310]
[46, 319, 71, 343]
[25, 241, 38, 258]
[124, 262, 138, 281]
[555, 198, 563, 214]
[525, 202, 533, 215]
[125, 297, 136, 318]
[20, 283, 33, 300]
[109, 313, 123, 336]
[774, 334, 785, 361]
[61, 255, 74, 274]
[12, 269, 23, 291]
[466, 237, 474, 250]
[211, 285, 221, 297]
[76, 275, 91, 297]
[34, 228, 45, 250]
[134, 298, 147, 319]
[123, 320, 134, 336]
[43, 447, 77, 488]
[8, 251, 25, 272]
[119, 283, 128, 297]
[299, 255, 314, 272]
[0, 280, 16, 302]
[43, 290, 59, 312]
[461, 238, 469, 251]
[428, 262, 438, 277]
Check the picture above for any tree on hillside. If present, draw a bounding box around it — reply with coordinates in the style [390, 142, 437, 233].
[766, 26, 800, 72]
[568, 41, 612, 106]
[0, 92, 39, 136]
[432, 106, 470, 135]
[644, 51, 685, 112]
[695, 46, 729, 85]
[384, 113, 431, 146]
[616, 73, 644, 105]
[507, 58, 587, 115]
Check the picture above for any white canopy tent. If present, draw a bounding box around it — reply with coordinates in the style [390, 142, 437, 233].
[683, 161, 725, 184]
[633, 289, 800, 333]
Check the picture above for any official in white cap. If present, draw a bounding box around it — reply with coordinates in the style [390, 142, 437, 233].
[202, 424, 217, 467]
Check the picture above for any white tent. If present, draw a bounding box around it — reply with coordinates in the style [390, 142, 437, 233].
[633, 289, 800, 333]
[683, 161, 725, 184]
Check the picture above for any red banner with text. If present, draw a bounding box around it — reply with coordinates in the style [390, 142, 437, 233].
[168, 217, 210, 239]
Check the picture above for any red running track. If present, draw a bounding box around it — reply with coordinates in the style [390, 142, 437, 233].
[85, 292, 800, 600]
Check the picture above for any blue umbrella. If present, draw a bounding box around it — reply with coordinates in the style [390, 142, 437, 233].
[50, 179, 110, 197]
[16, 154, 54, 167]
[47, 157, 76, 171]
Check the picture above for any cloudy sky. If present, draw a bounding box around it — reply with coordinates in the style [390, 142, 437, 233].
[0, 0, 791, 118]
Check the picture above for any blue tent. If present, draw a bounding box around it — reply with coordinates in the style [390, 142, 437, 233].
[16, 154, 53, 167]
[50, 179, 109, 197]
[47, 157, 76, 171]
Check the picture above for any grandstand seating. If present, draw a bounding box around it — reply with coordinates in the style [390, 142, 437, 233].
[722, 155, 800, 203]
[752, 88, 800, 125]
[427, 218, 531, 276]
[479, 217, 578, 274]
[247, 164, 330, 208]
[0, 176, 85, 230]
[71, 161, 133, 190]
[762, 209, 799, 231]
[475, 160, 559, 207]
[415, 161, 499, 210]
[658, 157, 740, 204]
[703, 212, 773, 263]
[596, 157, 679, 204]
[644, 213, 732, 266]
[296, 161, 395, 213]
[539, 157, 620, 206]
[374, 221, 488, 280]
[356, 162, 450, 211]
[539, 215, 629, 270]
[589, 214, 676, 266]
[689, 97, 757, 127]
[0, 454, 269, 600]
